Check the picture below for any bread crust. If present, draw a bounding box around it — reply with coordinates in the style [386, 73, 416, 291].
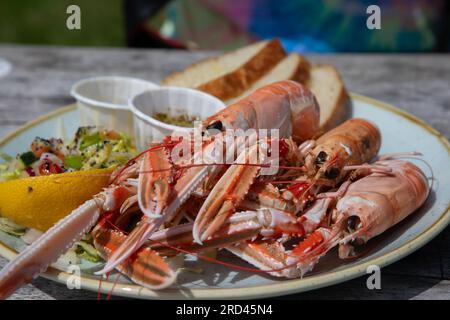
[162, 39, 286, 100]
[290, 54, 311, 84]
[223, 53, 311, 105]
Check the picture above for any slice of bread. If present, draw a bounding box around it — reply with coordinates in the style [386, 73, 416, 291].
[225, 53, 310, 105]
[161, 39, 286, 100]
[306, 64, 350, 133]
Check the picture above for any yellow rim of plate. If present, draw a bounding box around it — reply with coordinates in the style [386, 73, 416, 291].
[0, 95, 449, 300]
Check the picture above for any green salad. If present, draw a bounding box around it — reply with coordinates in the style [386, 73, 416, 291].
[0, 126, 137, 265]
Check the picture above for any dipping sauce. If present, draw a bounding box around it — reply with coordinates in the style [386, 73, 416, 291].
[153, 112, 200, 127]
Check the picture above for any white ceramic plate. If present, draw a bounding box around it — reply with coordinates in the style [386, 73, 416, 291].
[1, 94, 449, 299]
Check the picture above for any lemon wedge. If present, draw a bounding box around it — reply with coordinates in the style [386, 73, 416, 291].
[0, 168, 114, 231]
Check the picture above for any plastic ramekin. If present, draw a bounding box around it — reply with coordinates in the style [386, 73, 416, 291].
[71, 76, 159, 136]
[130, 86, 225, 149]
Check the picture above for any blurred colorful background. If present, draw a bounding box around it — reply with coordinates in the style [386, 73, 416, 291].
[0, 0, 448, 52]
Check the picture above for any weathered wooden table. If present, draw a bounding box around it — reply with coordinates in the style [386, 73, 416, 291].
[0, 45, 449, 300]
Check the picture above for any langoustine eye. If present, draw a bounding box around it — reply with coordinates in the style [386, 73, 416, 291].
[206, 121, 223, 132]
[346, 216, 365, 246]
[315, 151, 327, 165]
[325, 167, 340, 179]
[346, 215, 361, 232]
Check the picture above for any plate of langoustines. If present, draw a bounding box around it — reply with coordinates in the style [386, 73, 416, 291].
[0, 39, 449, 299]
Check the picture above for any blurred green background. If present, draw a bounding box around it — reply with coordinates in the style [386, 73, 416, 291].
[0, 0, 125, 47]
[0, 0, 447, 52]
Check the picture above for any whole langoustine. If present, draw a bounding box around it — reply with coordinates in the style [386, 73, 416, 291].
[228, 159, 429, 278]
[286, 159, 429, 277]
